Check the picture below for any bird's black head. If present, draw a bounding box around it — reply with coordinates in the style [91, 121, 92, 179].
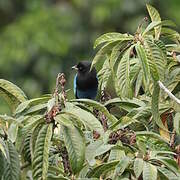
[72, 61, 92, 74]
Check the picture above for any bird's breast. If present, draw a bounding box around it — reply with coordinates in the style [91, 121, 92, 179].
[76, 72, 98, 91]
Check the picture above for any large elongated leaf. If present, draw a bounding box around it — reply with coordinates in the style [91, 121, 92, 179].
[62, 125, 85, 173]
[0, 151, 5, 179]
[134, 158, 144, 178]
[105, 97, 145, 112]
[143, 162, 157, 180]
[71, 99, 118, 123]
[94, 33, 133, 48]
[146, 4, 161, 39]
[62, 102, 104, 135]
[98, 57, 112, 91]
[143, 21, 161, 36]
[152, 81, 160, 128]
[135, 42, 150, 82]
[2, 140, 21, 180]
[158, 167, 179, 180]
[0, 79, 27, 113]
[86, 139, 114, 165]
[32, 123, 53, 180]
[22, 115, 44, 135]
[114, 156, 130, 177]
[15, 96, 50, 115]
[87, 160, 119, 178]
[116, 46, 134, 98]
[135, 131, 168, 143]
[144, 38, 165, 81]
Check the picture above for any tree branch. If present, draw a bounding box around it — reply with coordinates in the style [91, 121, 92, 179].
[158, 81, 180, 105]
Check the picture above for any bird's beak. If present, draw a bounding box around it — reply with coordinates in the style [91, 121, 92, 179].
[72, 65, 78, 70]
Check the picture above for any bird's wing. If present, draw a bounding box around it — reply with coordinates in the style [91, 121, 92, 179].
[73, 73, 77, 95]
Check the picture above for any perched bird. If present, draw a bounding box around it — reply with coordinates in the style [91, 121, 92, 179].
[72, 61, 98, 99]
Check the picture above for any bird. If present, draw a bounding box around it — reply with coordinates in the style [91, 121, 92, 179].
[72, 61, 98, 99]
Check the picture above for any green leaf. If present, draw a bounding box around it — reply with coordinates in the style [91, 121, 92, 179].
[110, 116, 137, 130]
[152, 81, 160, 128]
[0, 138, 7, 158]
[116, 46, 134, 98]
[94, 32, 133, 48]
[134, 158, 144, 178]
[135, 131, 168, 143]
[105, 97, 145, 112]
[87, 160, 119, 178]
[146, 4, 161, 39]
[135, 70, 143, 97]
[7, 122, 18, 143]
[71, 99, 118, 123]
[22, 133, 32, 163]
[30, 123, 44, 161]
[3, 140, 21, 180]
[0, 151, 5, 179]
[174, 113, 180, 134]
[0, 79, 27, 113]
[62, 102, 104, 135]
[62, 125, 85, 173]
[114, 156, 130, 177]
[22, 115, 44, 136]
[54, 113, 75, 127]
[143, 162, 157, 180]
[158, 167, 179, 180]
[98, 57, 112, 90]
[150, 157, 179, 175]
[143, 21, 161, 36]
[15, 96, 50, 115]
[91, 41, 114, 68]
[32, 123, 53, 180]
[135, 42, 150, 82]
[86, 139, 114, 165]
[144, 38, 165, 81]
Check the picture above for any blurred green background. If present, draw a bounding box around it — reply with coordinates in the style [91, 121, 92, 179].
[0, 0, 180, 113]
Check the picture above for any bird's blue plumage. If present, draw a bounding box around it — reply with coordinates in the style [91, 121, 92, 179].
[74, 73, 98, 99]
[73, 61, 98, 99]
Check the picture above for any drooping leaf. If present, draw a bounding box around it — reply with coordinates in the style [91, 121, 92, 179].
[22, 132, 32, 163]
[32, 123, 53, 180]
[30, 122, 44, 161]
[87, 160, 119, 178]
[22, 115, 44, 135]
[144, 38, 165, 81]
[62, 102, 104, 135]
[143, 162, 157, 180]
[158, 167, 179, 180]
[114, 156, 130, 177]
[62, 125, 85, 173]
[71, 99, 118, 123]
[86, 139, 114, 166]
[135, 42, 150, 82]
[134, 158, 144, 178]
[116, 46, 133, 98]
[2, 140, 21, 180]
[7, 122, 19, 143]
[94, 32, 133, 48]
[135, 70, 143, 97]
[143, 21, 161, 36]
[0, 79, 27, 113]
[105, 97, 145, 112]
[15, 96, 50, 115]
[135, 131, 168, 143]
[98, 57, 112, 91]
